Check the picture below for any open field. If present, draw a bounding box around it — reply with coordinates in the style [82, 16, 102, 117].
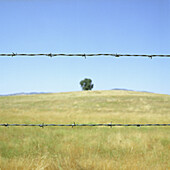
[0, 90, 170, 169]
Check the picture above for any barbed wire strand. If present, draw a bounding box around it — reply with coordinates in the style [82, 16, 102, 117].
[0, 53, 170, 58]
[0, 123, 170, 128]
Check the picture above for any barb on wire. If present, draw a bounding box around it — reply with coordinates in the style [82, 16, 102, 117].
[39, 123, 44, 128]
[12, 52, 16, 57]
[115, 54, 120, 57]
[47, 53, 53, 57]
[110, 122, 112, 128]
[0, 123, 170, 128]
[148, 55, 153, 59]
[82, 54, 86, 59]
[0, 53, 170, 58]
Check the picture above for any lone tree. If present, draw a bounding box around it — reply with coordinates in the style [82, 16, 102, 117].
[80, 78, 94, 91]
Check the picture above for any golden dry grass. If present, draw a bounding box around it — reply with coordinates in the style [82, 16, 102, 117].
[0, 90, 170, 170]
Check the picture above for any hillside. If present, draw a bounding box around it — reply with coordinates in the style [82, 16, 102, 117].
[0, 90, 169, 124]
[0, 90, 170, 169]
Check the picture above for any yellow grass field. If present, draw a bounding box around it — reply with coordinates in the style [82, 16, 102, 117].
[0, 90, 170, 170]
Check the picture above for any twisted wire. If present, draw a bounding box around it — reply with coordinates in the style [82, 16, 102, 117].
[0, 123, 170, 128]
[0, 53, 170, 58]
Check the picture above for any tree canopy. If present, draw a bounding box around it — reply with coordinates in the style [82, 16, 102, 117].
[80, 78, 94, 91]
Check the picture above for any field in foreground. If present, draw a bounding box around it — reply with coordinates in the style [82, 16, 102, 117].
[0, 90, 170, 170]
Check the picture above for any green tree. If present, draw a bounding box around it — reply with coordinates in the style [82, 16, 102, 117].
[80, 78, 94, 91]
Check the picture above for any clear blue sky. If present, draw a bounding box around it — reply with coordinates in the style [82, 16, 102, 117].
[0, 0, 170, 95]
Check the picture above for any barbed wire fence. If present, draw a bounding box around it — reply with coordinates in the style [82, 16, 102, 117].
[0, 53, 170, 127]
[0, 123, 170, 128]
[0, 53, 170, 59]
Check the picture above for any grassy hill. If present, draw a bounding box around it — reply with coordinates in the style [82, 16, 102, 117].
[0, 90, 170, 169]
